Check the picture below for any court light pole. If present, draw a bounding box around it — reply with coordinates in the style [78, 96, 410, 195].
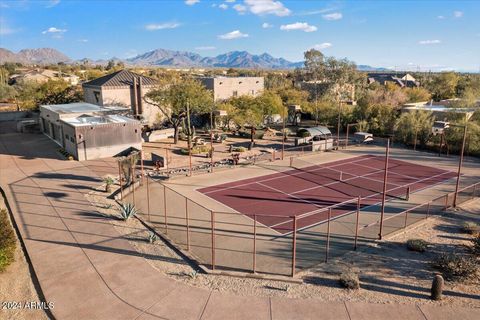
[378, 138, 390, 240]
[282, 105, 286, 160]
[453, 124, 467, 207]
[337, 101, 341, 149]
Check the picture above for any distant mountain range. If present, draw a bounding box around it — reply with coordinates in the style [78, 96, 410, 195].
[0, 47, 388, 71]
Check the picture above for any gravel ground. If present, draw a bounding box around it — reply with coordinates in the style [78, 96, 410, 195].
[87, 185, 480, 308]
[0, 199, 50, 320]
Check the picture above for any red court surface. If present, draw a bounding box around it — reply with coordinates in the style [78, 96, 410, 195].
[199, 155, 457, 234]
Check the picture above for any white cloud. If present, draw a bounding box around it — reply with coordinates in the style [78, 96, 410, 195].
[78, 39, 88, 43]
[0, 18, 15, 35]
[195, 46, 216, 50]
[219, 3, 228, 10]
[46, 0, 60, 8]
[280, 22, 317, 32]
[225, 0, 235, 2]
[437, 15, 445, 19]
[262, 22, 273, 28]
[244, 0, 291, 16]
[322, 12, 342, 20]
[218, 30, 249, 39]
[42, 27, 67, 34]
[418, 39, 441, 45]
[453, 11, 463, 18]
[297, 8, 336, 16]
[233, 4, 247, 14]
[314, 42, 332, 49]
[145, 22, 180, 30]
[185, 0, 200, 5]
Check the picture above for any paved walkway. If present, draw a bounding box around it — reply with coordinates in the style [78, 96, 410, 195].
[0, 131, 478, 320]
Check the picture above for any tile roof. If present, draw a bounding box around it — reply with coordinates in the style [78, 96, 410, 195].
[82, 69, 158, 88]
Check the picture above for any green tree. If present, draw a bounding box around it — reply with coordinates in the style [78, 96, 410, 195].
[144, 78, 213, 144]
[254, 90, 283, 121]
[395, 110, 434, 147]
[428, 72, 460, 100]
[405, 87, 431, 103]
[0, 83, 17, 101]
[13, 80, 41, 110]
[37, 80, 83, 105]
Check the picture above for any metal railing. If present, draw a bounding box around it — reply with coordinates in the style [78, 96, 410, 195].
[119, 170, 479, 277]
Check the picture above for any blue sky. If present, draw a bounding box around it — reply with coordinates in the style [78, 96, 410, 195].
[1, 0, 479, 71]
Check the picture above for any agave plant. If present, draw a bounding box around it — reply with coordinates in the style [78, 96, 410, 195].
[119, 203, 138, 221]
[148, 231, 158, 244]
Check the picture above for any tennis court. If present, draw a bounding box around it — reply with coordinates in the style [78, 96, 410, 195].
[199, 155, 457, 234]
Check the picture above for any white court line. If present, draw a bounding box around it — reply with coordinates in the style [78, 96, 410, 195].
[348, 157, 440, 180]
[271, 170, 455, 232]
[202, 155, 388, 196]
[289, 168, 396, 195]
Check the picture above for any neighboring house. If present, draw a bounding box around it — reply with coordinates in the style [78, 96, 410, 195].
[9, 69, 79, 85]
[367, 73, 420, 88]
[39, 102, 141, 161]
[82, 69, 160, 126]
[198, 76, 264, 102]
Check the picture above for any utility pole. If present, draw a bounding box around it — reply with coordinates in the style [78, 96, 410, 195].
[186, 100, 192, 176]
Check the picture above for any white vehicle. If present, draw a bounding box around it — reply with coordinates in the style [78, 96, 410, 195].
[353, 132, 374, 143]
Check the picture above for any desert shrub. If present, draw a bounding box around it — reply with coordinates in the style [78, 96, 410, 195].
[296, 129, 310, 138]
[462, 222, 479, 235]
[472, 234, 480, 256]
[407, 239, 428, 252]
[432, 253, 478, 280]
[0, 209, 16, 272]
[181, 145, 211, 155]
[232, 146, 246, 152]
[119, 203, 138, 221]
[339, 271, 360, 289]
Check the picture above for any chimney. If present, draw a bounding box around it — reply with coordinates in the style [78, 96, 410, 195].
[133, 77, 138, 115]
[137, 77, 143, 116]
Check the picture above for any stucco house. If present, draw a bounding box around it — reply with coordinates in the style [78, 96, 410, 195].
[198, 76, 264, 102]
[82, 70, 161, 126]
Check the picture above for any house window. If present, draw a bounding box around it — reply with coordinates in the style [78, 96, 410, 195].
[251, 90, 255, 95]
[232, 90, 238, 97]
[93, 91, 101, 103]
[65, 133, 69, 139]
[70, 137, 74, 143]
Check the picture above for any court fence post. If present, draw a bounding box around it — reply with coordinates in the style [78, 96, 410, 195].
[165, 147, 169, 169]
[185, 198, 190, 250]
[444, 193, 449, 210]
[118, 160, 123, 202]
[146, 175, 151, 222]
[291, 215, 297, 277]
[426, 202, 430, 219]
[325, 208, 332, 263]
[211, 210, 216, 270]
[164, 186, 168, 234]
[406, 186, 410, 201]
[132, 164, 136, 207]
[272, 149, 276, 162]
[289, 157, 293, 168]
[253, 214, 257, 273]
[404, 209, 409, 229]
[354, 197, 360, 250]
[140, 150, 144, 183]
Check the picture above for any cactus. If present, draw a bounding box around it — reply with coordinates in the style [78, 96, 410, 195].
[431, 274, 444, 300]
